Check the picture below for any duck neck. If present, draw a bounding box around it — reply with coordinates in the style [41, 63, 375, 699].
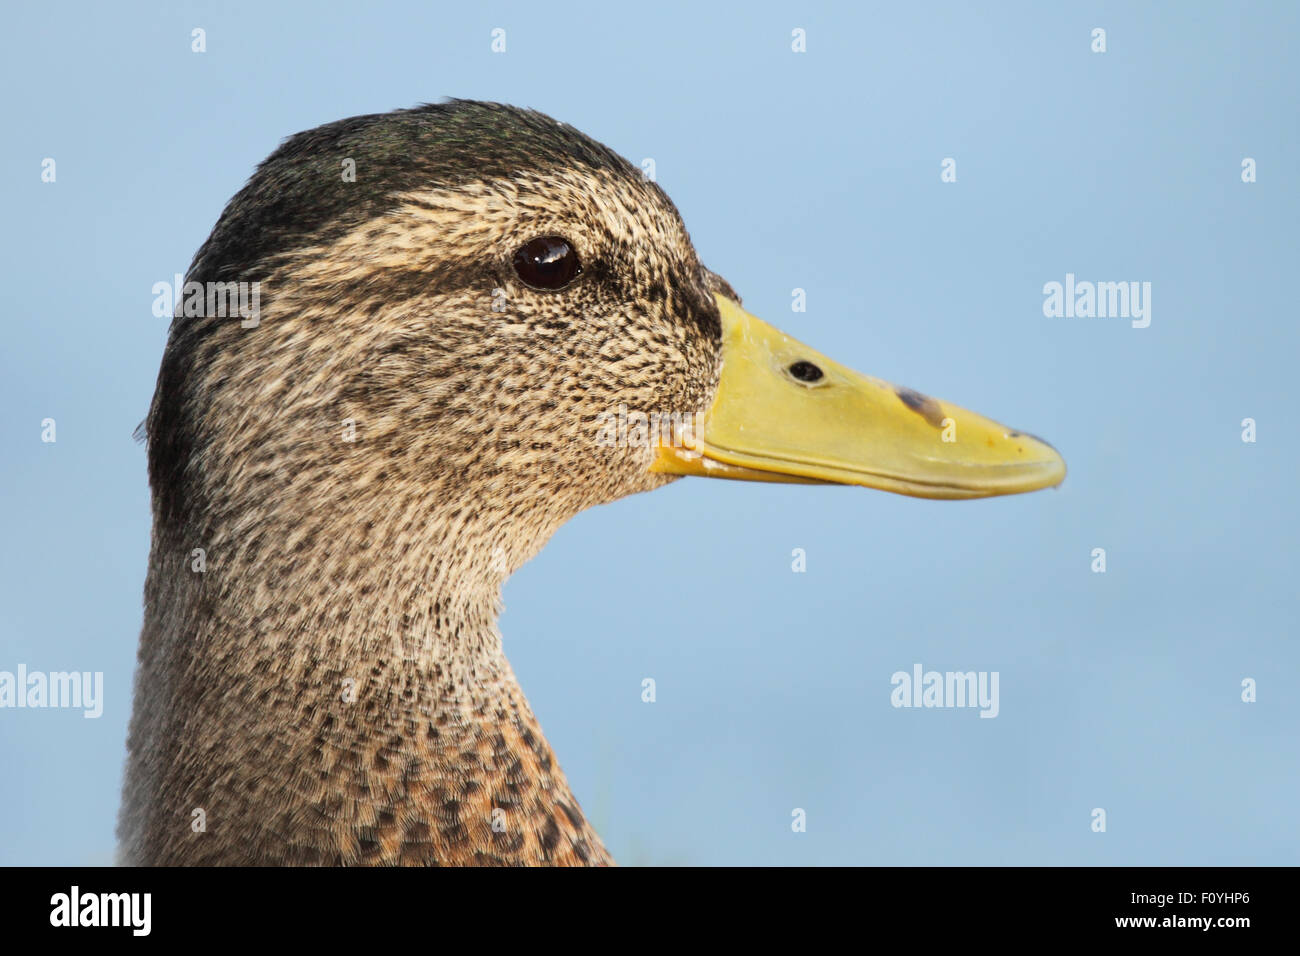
[121, 501, 612, 866]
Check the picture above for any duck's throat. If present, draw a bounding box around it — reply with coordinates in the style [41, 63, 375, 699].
[121, 531, 612, 867]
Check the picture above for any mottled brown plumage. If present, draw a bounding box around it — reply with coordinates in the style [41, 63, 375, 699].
[120, 101, 737, 865]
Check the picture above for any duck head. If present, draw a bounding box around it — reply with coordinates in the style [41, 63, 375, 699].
[150, 100, 1063, 570]
[127, 100, 1063, 866]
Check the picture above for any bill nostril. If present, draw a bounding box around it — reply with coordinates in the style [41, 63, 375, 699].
[788, 361, 824, 383]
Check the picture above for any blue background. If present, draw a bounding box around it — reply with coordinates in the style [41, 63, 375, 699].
[1, 1, 1296, 865]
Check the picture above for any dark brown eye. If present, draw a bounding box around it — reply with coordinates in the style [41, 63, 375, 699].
[512, 235, 581, 290]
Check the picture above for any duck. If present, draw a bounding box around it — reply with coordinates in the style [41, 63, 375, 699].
[119, 99, 1065, 866]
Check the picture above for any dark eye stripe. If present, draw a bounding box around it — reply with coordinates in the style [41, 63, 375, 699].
[512, 236, 581, 290]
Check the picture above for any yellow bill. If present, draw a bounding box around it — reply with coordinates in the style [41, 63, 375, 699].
[651, 294, 1066, 500]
